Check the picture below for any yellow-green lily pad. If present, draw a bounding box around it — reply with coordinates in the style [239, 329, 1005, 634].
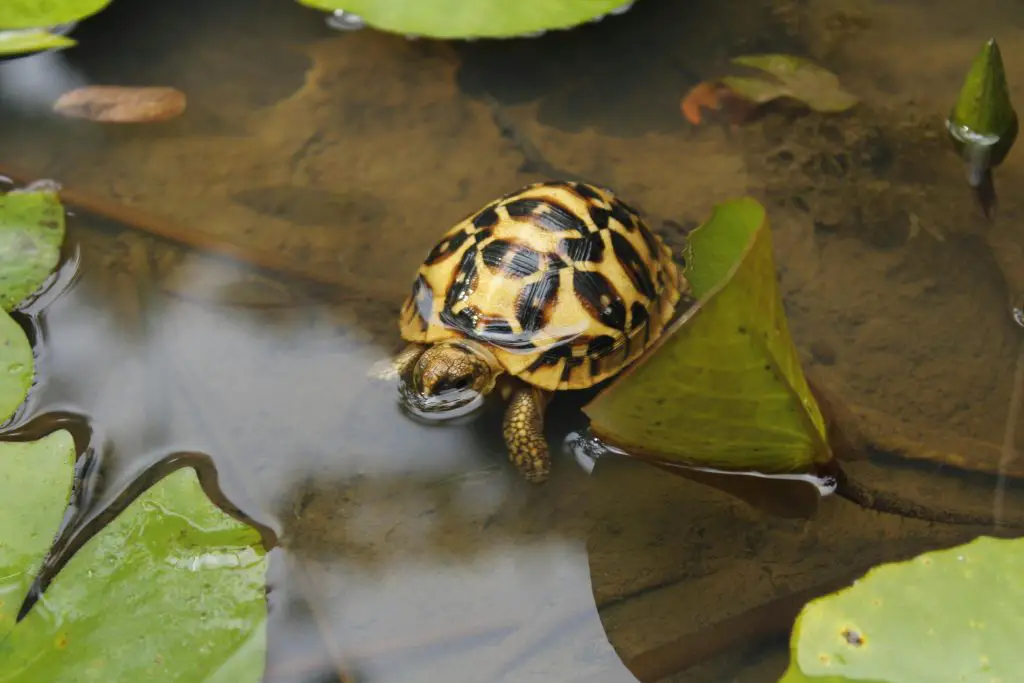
[582, 197, 831, 473]
[778, 535, 1024, 683]
[0, 431, 77, 634]
[296, 0, 633, 38]
[720, 54, 859, 113]
[0, 1, 110, 30]
[0, 309, 33, 425]
[0, 30, 75, 56]
[0, 465, 268, 683]
[0, 189, 66, 311]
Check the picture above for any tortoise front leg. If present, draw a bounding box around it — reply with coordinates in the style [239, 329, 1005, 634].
[368, 343, 426, 381]
[392, 343, 427, 376]
[502, 383, 551, 483]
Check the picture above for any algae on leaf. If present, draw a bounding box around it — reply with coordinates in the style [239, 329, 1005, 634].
[720, 54, 859, 113]
[0, 0, 110, 30]
[583, 197, 831, 473]
[0, 466, 268, 683]
[0, 431, 77, 637]
[778, 536, 1024, 683]
[0, 30, 74, 56]
[0, 309, 34, 425]
[0, 189, 66, 311]
[296, 0, 633, 38]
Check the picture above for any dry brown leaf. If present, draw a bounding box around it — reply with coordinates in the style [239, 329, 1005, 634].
[52, 86, 187, 123]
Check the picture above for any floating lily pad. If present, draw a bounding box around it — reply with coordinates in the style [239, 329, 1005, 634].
[0, 466, 268, 683]
[0, 431, 76, 634]
[0, 189, 66, 311]
[296, 0, 633, 38]
[779, 535, 1024, 682]
[583, 197, 831, 472]
[0, 309, 34, 425]
[0, 0, 110, 30]
[0, 30, 74, 56]
[720, 54, 859, 113]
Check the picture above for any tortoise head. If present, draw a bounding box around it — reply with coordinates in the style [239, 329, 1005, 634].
[400, 340, 500, 421]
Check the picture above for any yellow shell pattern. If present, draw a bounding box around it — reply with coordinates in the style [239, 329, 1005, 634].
[399, 180, 688, 391]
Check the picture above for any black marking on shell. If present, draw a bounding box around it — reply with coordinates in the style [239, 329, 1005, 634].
[630, 301, 650, 335]
[516, 270, 560, 334]
[636, 221, 664, 262]
[472, 204, 500, 229]
[505, 198, 588, 233]
[589, 206, 611, 231]
[609, 199, 638, 231]
[561, 355, 585, 382]
[482, 239, 542, 278]
[573, 270, 627, 331]
[587, 335, 617, 358]
[527, 343, 572, 372]
[425, 228, 471, 265]
[610, 231, 657, 300]
[411, 274, 434, 325]
[559, 232, 605, 264]
[444, 247, 479, 310]
[570, 182, 605, 203]
[482, 318, 515, 338]
[440, 304, 481, 333]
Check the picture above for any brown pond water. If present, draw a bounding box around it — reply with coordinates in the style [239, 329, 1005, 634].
[3, 0, 1024, 681]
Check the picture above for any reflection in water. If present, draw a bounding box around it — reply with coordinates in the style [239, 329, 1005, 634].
[2, 0, 1024, 680]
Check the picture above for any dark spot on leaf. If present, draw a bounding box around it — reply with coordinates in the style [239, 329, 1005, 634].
[841, 628, 865, 647]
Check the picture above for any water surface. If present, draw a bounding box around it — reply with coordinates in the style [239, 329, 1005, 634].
[3, 0, 1024, 681]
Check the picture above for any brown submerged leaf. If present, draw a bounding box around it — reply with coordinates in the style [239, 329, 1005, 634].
[52, 86, 187, 123]
[681, 54, 858, 127]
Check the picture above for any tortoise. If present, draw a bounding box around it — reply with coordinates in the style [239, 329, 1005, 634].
[392, 180, 689, 483]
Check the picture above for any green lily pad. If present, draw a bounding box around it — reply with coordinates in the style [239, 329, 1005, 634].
[720, 54, 859, 113]
[0, 465, 268, 683]
[778, 535, 1024, 683]
[0, 431, 77, 634]
[296, 0, 632, 38]
[0, 309, 33, 425]
[582, 197, 831, 472]
[0, 1, 110, 30]
[0, 189, 66, 311]
[0, 30, 75, 56]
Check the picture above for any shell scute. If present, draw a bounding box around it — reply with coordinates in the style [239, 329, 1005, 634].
[400, 180, 688, 390]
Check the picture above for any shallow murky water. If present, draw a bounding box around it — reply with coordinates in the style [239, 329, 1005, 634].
[3, 0, 1024, 681]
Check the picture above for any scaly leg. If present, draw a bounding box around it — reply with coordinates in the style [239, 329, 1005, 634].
[502, 383, 551, 483]
[367, 343, 426, 381]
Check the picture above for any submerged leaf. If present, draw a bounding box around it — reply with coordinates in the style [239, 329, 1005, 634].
[0, 189, 65, 311]
[0, 0, 111, 30]
[296, 0, 634, 38]
[583, 197, 831, 473]
[0, 431, 76, 634]
[778, 536, 1024, 683]
[0, 30, 74, 55]
[52, 86, 188, 123]
[0, 467, 268, 683]
[719, 54, 858, 113]
[0, 309, 34, 424]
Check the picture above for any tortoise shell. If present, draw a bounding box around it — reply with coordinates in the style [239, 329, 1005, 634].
[399, 180, 688, 391]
